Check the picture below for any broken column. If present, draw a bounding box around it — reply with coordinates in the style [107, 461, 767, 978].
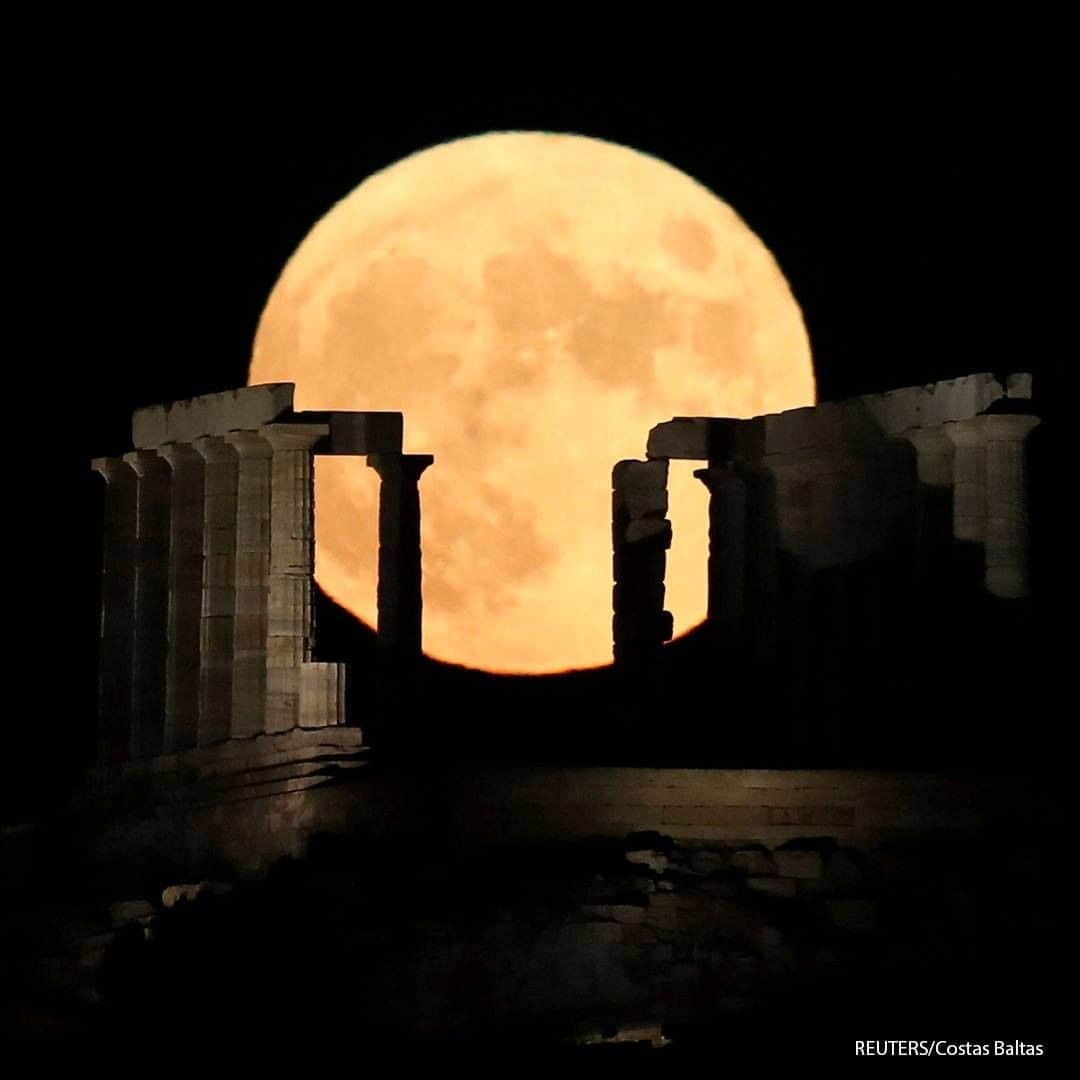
[123, 449, 171, 760]
[91, 457, 138, 764]
[368, 453, 434, 720]
[612, 459, 673, 678]
[194, 436, 238, 746]
[226, 430, 273, 738]
[978, 411, 1041, 599]
[159, 443, 205, 753]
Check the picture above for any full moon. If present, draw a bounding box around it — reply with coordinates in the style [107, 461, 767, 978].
[251, 132, 814, 673]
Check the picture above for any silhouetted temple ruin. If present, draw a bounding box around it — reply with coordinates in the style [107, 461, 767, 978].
[11, 369, 1050, 1046]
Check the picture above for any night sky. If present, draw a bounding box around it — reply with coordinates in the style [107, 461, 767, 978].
[11, 56, 1062, 820]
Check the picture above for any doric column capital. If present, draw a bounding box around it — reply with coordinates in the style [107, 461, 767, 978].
[977, 412, 1041, 442]
[192, 434, 237, 464]
[368, 453, 435, 482]
[157, 441, 203, 470]
[692, 462, 743, 493]
[901, 426, 955, 486]
[224, 429, 274, 458]
[91, 455, 136, 484]
[943, 417, 984, 449]
[122, 448, 169, 478]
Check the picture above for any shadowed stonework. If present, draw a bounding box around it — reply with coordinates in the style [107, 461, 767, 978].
[2, 371, 1058, 1050]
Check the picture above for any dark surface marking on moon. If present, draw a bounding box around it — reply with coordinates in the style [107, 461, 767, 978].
[660, 216, 717, 273]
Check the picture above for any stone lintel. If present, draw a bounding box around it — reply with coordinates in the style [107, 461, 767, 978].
[261, 422, 330, 452]
[291, 411, 404, 455]
[132, 384, 295, 449]
[367, 452, 435, 480]
[645, 373, 1032, 464]
[646, 418, 741, 462]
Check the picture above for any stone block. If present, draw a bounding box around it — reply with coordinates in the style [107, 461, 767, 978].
[300, 662, 346, 728]
[612, 458, 668, 518]
[623, 518, 672, 545]
[323, 411, 404, 455]
[646, 417, 738, 461]
[133, 384, 295, 448]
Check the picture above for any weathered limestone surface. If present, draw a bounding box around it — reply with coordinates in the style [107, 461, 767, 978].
[263, 424, 327, 733]
[159, 443, 205, 753]
[124, 450, 171, 760]
[193, 436, 238, 747]
[132, 384, 295, 449]
[96, 385, 426, 767]
[980, 412, 1041, 599]
[225, 431, 273, 738]
[944, 417, 986, 544]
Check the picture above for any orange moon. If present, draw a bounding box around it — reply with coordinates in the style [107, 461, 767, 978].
[250, 132, 814, 673]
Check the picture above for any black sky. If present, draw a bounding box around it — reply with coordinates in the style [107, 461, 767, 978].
[10, 54, 1062, 820]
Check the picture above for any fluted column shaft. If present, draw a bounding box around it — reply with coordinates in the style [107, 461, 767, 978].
[226, 431, 273, 737]
[91, 457, 138, 764]
[979, 413, 1041, 599]
[123, 450, 172, 760]
[944, 418, 986, 544]
[194, 436, 238, 746]
[159, 443, 205, 753]
[263, 424, 327, 733]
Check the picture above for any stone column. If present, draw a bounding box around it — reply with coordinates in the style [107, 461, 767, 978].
[903, 426, 955, 584]
[263, 424, 327, 733]
[91, 457, 138, 764]
[159, 443, 205, 753]
[194, 436, 239, 746]
[979, 412, 1041, 599]
[226, 431, 273, 738]
[368, 453, 434, 720]
[944, 418, 986, 544]
[693, 463, 747, 642]
[612, 459, 673, 674]
[123, 450, 172, 760]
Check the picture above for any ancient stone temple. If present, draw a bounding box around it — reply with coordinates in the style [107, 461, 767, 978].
[84, 384, 433, 850]
[612, 372, 1039, 743]
[5, 370, 1057, 1049]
